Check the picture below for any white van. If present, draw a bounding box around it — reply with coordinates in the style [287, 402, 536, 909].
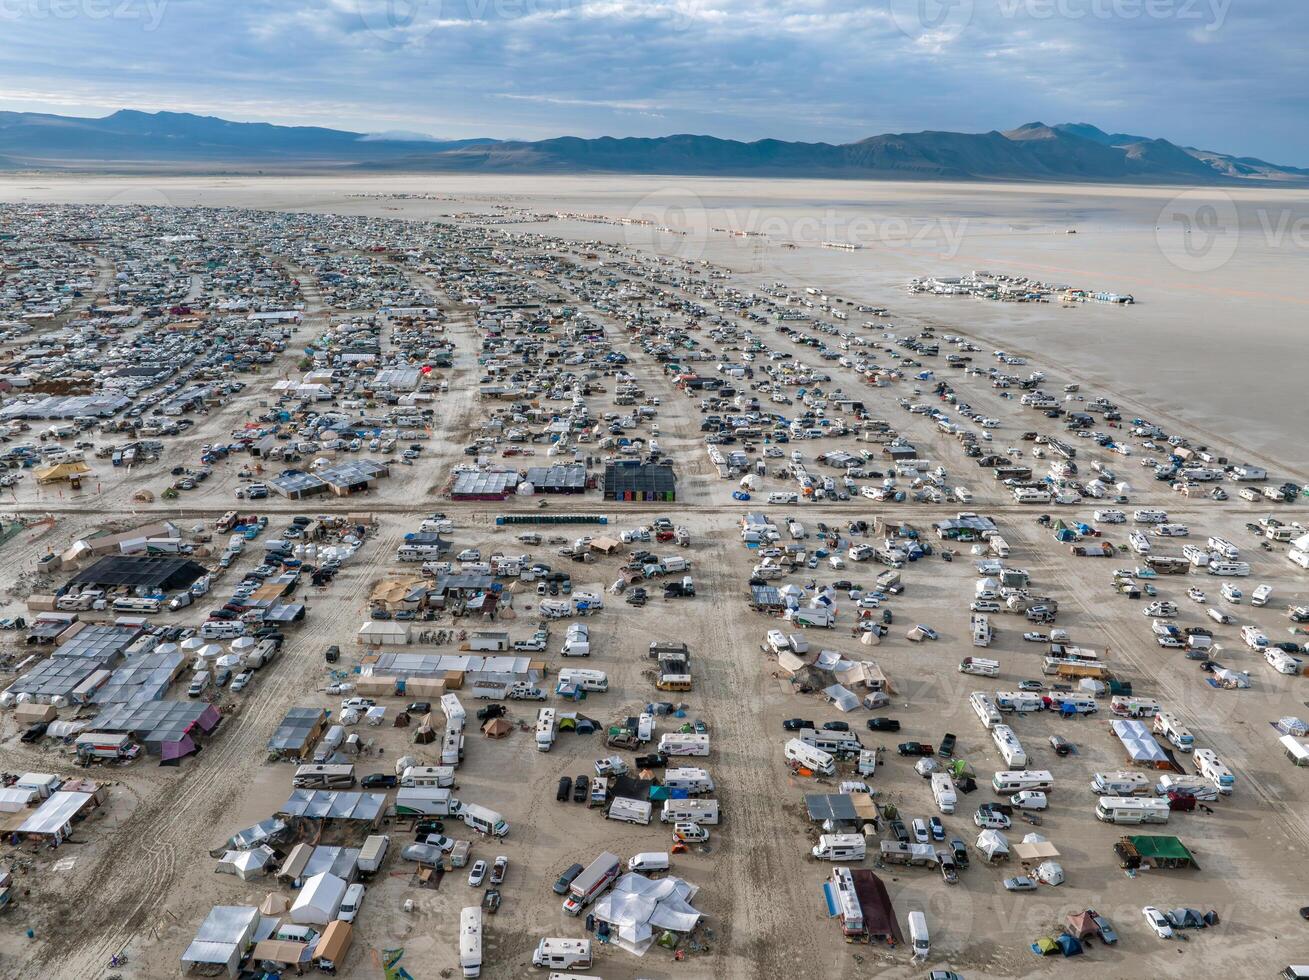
[908, 910, 930, 960]
[784, 738, 835, 776]
[811, 834, 866, 861]
[1010, 790, 1048, 810]
[337, 882, 366, 922]
[627, 852, 671, 872]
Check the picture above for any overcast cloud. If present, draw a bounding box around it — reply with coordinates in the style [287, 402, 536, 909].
[0, 0, 1303, 162]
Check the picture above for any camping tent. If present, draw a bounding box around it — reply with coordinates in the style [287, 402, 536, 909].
[481, 717, 512, 738]
[1065, 911, 1098, 939]
[1054, 933, 1083, 956]
[1031, 937, 1059, 956]
[259, 893, 291, 916]
[216, 846, 275, 880]
[1035, 860, 1065, 886]
[975, 830, 1010, 862]
[290, 872, 347, 924]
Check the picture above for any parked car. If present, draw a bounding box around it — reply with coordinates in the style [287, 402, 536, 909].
[897, 741, 935, 756]
[230, 671, 253, 692]
[362, 773, 398, 789]
[467, 860, 488, 887]
[1004, 876, 1038, 892]
[1049, 734, 1073, 756]
[821, 721, 850, 732]
[783, 718, 813, 731]
[19, 722, 48, 743]
[556, 776, 572, 802]
[552, 863, 584, 894]
[573, 775, 590, 803]
[866, 718, 901, 732]
[1142, 905, 1174, 939]
[890, 819, 910, 843]
[489, 856, 508, 885]
[911, 818, 930, 843]
[481, 888, 501, 914]
[1018, 680, 1044, 692]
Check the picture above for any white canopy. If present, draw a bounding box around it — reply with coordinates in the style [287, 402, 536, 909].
[591, 873, 703, 956]
[975, 829, 1010, 860]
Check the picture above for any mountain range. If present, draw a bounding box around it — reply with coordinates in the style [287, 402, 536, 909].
[0, 109, 1304, 184]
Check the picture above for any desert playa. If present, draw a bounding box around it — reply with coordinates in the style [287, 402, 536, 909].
[2, 173, 1305, 460]
[0, 181, 1304, 980]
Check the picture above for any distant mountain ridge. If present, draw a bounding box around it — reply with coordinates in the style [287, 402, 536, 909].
[0, 108, 1303, 184]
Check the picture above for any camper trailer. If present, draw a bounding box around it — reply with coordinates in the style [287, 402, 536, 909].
[784, 738, 836, 776]
[1095, 797, 1170, 824]
[812, 834, 867, 861]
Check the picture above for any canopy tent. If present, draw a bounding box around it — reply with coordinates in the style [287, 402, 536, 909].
[1111, 719, 1169, 766]
[181, 906, 259, 979]
[1013, 840, 1061, 863]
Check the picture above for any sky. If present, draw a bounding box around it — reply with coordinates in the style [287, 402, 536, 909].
[0, 0, 1305, 163]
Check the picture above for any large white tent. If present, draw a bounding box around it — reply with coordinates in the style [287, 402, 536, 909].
[591, 873, 703, 956]
[289, 872, 347, 924]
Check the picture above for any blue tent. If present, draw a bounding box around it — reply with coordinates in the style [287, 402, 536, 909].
[1055, 933, 1084, 956]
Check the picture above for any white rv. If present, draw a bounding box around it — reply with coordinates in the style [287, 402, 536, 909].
[812, 834, 866, 861]
[784, 738, 835, 776]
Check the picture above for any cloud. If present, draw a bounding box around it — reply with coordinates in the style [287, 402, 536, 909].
[0, 0, 1302, 161]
